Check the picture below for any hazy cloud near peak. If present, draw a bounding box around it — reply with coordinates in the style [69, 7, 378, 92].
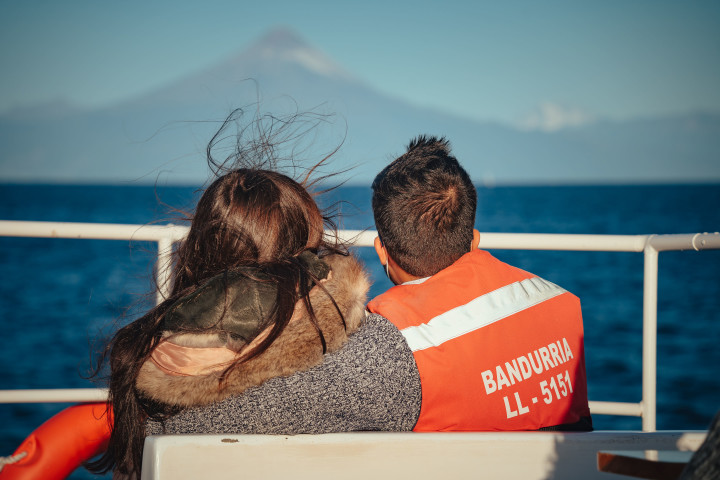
[278, 47, 351, 79]
[252, 27, 354, 81]
[517, 102, 596, 132]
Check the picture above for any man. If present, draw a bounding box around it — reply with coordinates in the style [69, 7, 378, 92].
[367, 135, 592, 432]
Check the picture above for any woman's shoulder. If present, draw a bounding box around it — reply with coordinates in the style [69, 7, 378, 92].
[145, 311, 421, 436]
[344, 312, 412, 354]
[318, 311, 416, 372]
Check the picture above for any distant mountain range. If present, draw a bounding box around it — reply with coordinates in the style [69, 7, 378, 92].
[1, 28, 719, 185]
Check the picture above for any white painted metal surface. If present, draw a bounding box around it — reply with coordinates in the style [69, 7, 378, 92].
[1, 221, 719, 432]
[141, 431, 707, 480]
[0, 388, 108, 403]
[0, 220, 189, 304]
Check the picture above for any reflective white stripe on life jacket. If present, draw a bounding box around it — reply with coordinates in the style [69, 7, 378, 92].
[400, 277, 567, 352]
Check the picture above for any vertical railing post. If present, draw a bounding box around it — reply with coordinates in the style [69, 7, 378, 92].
[642, 242, 659, 432]
[155, 232, 175, 305]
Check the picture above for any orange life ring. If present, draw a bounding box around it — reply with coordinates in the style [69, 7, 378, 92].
[0, 402, 112, 480]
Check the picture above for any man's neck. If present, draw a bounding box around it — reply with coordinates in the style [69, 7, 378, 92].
[387, 256, 424, 285]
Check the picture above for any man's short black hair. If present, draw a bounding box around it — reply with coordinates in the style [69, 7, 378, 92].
[372, 135, 477, 277]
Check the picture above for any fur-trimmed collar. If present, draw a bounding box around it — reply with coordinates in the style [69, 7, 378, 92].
[136, 253, 369, 408]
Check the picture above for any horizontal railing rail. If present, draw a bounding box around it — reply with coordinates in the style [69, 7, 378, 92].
[1, 220, 718, 431]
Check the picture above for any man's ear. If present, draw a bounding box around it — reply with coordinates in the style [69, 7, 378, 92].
[374, 237, 388, 265]
[471, 229, 481, 251]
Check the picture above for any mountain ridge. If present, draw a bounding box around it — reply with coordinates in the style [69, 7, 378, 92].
[1, 27, 719, 185]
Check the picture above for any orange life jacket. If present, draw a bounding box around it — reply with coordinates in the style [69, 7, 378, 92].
[367, 249, 591, 432]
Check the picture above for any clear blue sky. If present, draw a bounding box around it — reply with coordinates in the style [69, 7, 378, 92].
[1, 0, 719, 127]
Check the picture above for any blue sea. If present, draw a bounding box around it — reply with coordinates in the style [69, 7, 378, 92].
[1, 183, 719, 479]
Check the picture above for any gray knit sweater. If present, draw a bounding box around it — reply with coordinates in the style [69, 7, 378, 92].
[145, 313, 421, 435]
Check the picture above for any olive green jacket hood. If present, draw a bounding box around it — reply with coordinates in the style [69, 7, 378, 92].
[136, 253, 370, 408]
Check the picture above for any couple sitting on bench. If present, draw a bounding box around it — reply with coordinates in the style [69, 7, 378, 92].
[95, 115, 592, 478]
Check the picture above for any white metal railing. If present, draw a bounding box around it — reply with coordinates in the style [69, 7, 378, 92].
[1, 220, 719, 432]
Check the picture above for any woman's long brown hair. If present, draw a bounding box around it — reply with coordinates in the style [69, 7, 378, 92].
[86, 108, 347, 477]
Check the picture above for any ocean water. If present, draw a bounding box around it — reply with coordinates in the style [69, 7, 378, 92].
[0, 183, 719, 479]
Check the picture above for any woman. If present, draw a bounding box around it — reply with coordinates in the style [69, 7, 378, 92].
[88, 111, 421, 478]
